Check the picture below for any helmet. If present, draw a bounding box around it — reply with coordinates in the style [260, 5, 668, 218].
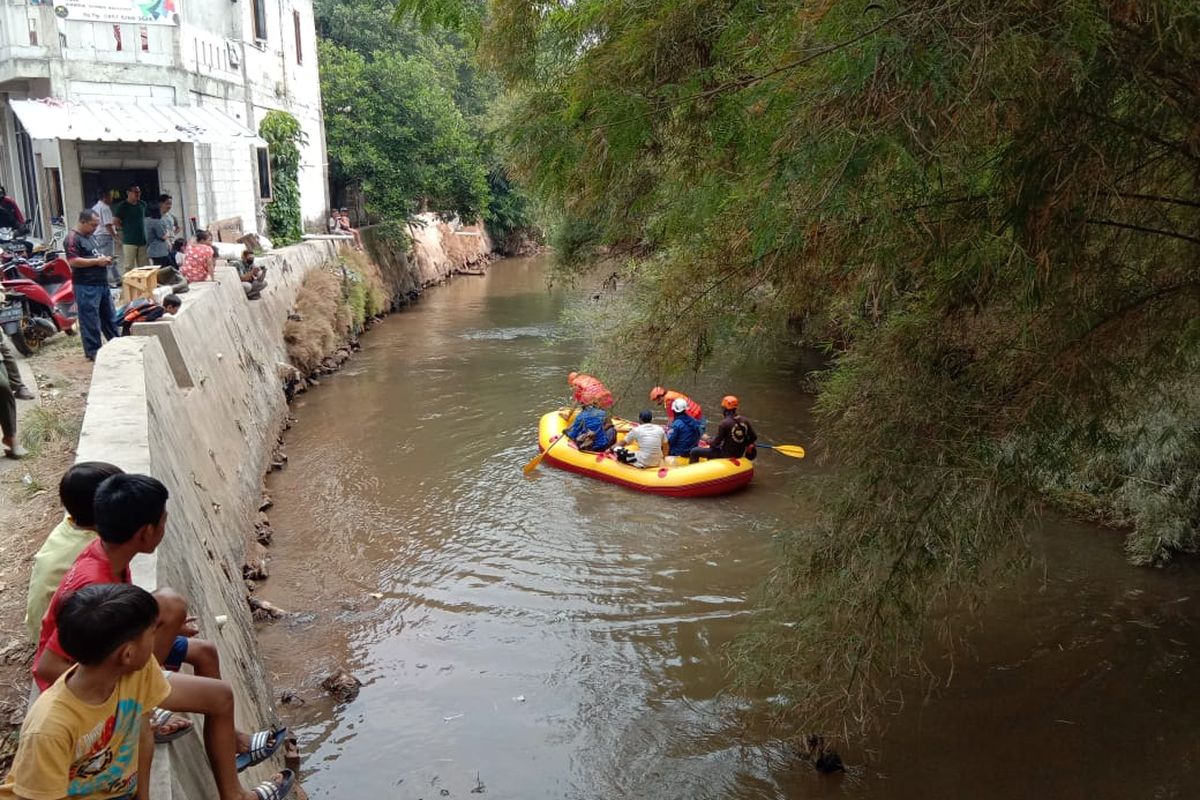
[721, 395, 739, 410]
[568, 371, 579, 383]
[650, 386, 666, 402]
[671, 398, 689, 414]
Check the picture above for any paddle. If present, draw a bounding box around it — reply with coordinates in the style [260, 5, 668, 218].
[523, 431, 566, 474]
[757, 444, 806, 459]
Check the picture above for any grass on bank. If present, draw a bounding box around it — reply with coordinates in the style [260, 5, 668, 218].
[19, 406, 81, 459]
[284, 252, 388, 373]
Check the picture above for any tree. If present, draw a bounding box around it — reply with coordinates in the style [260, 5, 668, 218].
[258, 110, 304, 246]
[410, 0, 1200, 735]
[320, 41, 490, 221]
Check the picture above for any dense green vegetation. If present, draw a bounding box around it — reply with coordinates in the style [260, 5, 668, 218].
[316, 0, 536, 249]
[258, 110, 304, 246]
[401, 0, 1200, 736]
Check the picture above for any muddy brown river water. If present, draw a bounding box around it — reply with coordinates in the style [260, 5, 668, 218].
[260, 255, 1200, 799]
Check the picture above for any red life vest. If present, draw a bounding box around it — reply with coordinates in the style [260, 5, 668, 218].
[569, 373, 614, 408]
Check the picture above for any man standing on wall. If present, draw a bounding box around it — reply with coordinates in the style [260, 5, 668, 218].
[66, 210, 117, 361]
[112, 184, 148, 275]
[90, 191, 119, 287]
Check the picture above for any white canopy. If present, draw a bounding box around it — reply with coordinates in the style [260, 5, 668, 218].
[8, 98, 265, 146]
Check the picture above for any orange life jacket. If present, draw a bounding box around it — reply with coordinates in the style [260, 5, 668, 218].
[569, 373, 614, 409]
[662, 390, 703, 422]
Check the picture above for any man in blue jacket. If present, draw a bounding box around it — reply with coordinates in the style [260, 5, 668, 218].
[666, 398, 704, 456]
[565, 404, 615, 452]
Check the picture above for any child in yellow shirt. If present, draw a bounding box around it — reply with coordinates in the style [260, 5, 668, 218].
[24, 462, 123, 641]
[1, 583, 295, 800]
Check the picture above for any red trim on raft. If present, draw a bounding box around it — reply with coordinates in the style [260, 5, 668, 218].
[542, 451, 753, 497]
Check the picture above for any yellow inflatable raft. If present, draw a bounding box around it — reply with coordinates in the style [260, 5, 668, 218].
[537, 410, 754, 497]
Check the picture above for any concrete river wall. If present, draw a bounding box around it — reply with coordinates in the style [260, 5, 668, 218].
[74, 220, 494, 797]
[76, 239, 340, 798]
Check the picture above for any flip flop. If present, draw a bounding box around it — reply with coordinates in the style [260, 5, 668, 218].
[251, 769, 296, 800]
[236, 726, 287, 772]
[151, 708, 194, 743]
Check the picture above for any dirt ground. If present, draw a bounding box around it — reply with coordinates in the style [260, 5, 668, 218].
[0, 337, 94, 770]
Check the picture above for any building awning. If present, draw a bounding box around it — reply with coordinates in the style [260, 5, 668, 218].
[8, 98, 266, 146]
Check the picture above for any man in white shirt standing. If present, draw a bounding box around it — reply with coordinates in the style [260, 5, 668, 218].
[616, 410, 669, 468]
[90, 191, 118, 286]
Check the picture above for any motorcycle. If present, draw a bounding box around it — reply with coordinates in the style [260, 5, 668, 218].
[0, 225, 34, 259]
[0, 292, 24, 345]
[0, 253, 76, 356]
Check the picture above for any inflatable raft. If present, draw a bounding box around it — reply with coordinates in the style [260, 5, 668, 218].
[537, 410, 753, 497]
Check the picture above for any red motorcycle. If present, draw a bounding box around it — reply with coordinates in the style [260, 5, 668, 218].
[0, 252, 76, 355]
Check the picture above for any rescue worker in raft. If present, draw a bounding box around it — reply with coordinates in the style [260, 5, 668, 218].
[649, 386, 703, 423]
[564, 393, 617, 452]
[666, 398, 704, 456]
[563, 371, 614, 418]
[615, 410, 669, 468]
[689, 395, 757, 463]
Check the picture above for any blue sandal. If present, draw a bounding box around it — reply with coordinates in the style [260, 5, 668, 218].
[236, 726, 287, 772]
[251, 769, 295, 800]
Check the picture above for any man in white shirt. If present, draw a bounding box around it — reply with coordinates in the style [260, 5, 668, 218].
[90, 191, 118, 286]
[616, 410, 669, 468]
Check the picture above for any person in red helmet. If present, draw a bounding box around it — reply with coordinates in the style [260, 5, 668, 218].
[567, 372, 614, 409]
[688, 395, 757, 463]
[649, 386, 702, 422]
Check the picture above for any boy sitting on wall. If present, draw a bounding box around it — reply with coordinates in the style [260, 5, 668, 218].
[34, 473, 286, 767]
[24, 462, 123, 643]
[0, 583, 296, 800]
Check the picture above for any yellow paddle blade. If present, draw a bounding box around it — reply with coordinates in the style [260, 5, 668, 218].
[524, 433, 566, 474]
[522, 449, 548, 474]
[764, 444, 806, 458]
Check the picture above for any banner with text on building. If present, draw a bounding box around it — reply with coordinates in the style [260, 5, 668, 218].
[52, 0, 178, 26]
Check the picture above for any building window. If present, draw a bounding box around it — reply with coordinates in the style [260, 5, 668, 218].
[112, 24, 123, 51]
[293, 11, 302, 64]
[252, 0, 268, 41]
[140, 25, 149, 52]
[256, 148, 273, 200]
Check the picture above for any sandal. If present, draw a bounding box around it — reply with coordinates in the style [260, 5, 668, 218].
[252, 769, 296, 800]
[151, 708, 194, 743]
[236, 726, 287, 772]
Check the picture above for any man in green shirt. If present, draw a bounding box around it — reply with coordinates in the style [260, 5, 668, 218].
[112, 183, 148, 273]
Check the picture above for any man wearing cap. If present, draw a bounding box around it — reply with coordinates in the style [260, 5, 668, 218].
[666, 397, 704, 456]
[689, 395, 757, 462]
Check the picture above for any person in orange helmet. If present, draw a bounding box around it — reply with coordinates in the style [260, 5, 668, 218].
[688, 395, 757, 463]
[649, 386, 702, 423]
[567, 372, 614, 409]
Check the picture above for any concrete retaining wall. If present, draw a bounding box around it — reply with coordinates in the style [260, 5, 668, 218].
[75, 238, 342, 798]
[361, 213, 495, 302]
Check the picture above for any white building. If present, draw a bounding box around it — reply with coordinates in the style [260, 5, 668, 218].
[0, 0, 327, 240]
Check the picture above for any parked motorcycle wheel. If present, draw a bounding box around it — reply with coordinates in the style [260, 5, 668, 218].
[10, 312, 50, 356]
[10, 327, 37, 356]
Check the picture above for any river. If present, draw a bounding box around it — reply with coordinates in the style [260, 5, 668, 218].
[259, 254, 1200, 799]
